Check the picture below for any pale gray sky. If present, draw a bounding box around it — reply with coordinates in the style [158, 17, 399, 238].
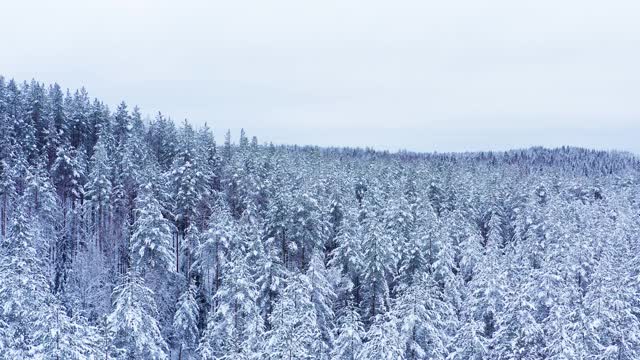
[3, 0, 640, 153]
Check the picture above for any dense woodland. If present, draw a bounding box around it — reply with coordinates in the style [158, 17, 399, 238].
[1, 76, 640, 359]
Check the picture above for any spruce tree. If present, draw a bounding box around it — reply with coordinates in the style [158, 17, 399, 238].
[358, 314, 404, 360]
[84, 133, 113, 251]
[199, 243, 263, 359]
[173, 284, 200, 360]
[266, 274, 320, 360]
[331, 302, 364, 360]
[130, 183, 175, 273]
[107, 273, 168, 359]
[0, 203, 52, 357]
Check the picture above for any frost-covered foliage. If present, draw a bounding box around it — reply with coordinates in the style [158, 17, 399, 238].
[1, 76, 640, 358]
[266, 274, 321, 359]
[198, 241, 263, 359]
[0, 206, 54, 357]
[107, 273, 168, 359]
[332, 303, 364, 360]
[173, 284, 199, 359]
[130, 183, 175, 273]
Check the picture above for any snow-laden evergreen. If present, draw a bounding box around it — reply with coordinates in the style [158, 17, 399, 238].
[130, 183, 175, 273]
[0, 205, 52, 358]
[107, 273, 169, 359]
[173, 284, 200, 360]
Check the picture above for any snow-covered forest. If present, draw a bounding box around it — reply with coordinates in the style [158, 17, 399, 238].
[1, 77, 639, 359]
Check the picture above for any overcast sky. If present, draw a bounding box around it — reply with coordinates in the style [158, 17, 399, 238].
[3, 0, 639, 153]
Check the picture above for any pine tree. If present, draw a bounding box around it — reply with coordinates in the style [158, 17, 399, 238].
[38, 301, 103, 359]
[181, 224, 201, 279]
[107, 273, 169, 359]
[173, 284, 200, 360]
[64, 244, 111, 323]
[397, 204, 435, 285]
[23, 161, 59, 261]
[51, 143, 85, 291]
[68, 87, 90, 150]
[130, 183, 175, 273]
[542, 305, 578, 359]
[173, 121, 200, 233]
[326, 196, 344, 255]
[361, 206, 394, 321]
[583, 238, 640, 360]
[120, 133, 146, 185]
[432, 224, 463, 324]
[0, 156, 15, 239]
[393, 274, 451, 360]
[329, 212, 363, 287]
[223, 129, 232, 161]
[266, 274, 320, 360]
[458, 232, 484, 283]
[84, 133, 113, 251]
[85, 98, 109, 158]
[264, 187, 292, 268]
[113, 101, 130, 148]
[359, 314, 404, 360]
[256, 234, 288, 330]
[194, 124, 222, 224]
[447, 319, 487, 360]
[0, 91, 18, 239]
[45, 83, 65, 167]
[199, 243, 263, 359]
[491, 282, 545, 359]
[0, 203, 52, 357]
[194, 199, 234, 304]
[466, 240, 506, 347]
[7, 80, 37, 163]
[331, 302, 364, 360]
[147, 112, 177, 171]
[291, 193, 328, 270]
[25, 79, 48, 157]
[330, 224, 364, 311]
[172, 121, 208, 275]
[307, 253, 337, 358]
